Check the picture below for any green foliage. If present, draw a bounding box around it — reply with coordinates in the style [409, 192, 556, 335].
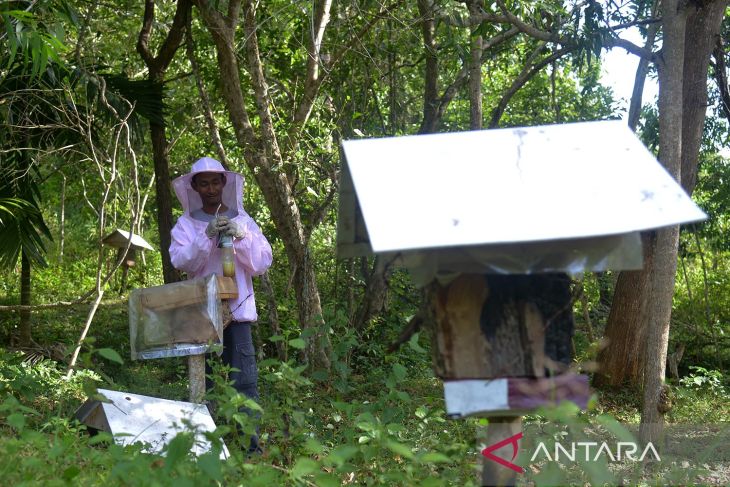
[0, 155, 53, 268]
[671, 366, 730, 424]
[1, 1, 76, 80]
[678, 366, 725, 393]
[0, 348, 100, 424]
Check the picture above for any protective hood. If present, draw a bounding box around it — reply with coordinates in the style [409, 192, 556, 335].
[172, 157, 245, 216]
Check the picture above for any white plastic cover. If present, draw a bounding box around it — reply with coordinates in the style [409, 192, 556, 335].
[340, 120, 706, 253]
[399, 233, 643, 286]
[129, 275, 223, 360]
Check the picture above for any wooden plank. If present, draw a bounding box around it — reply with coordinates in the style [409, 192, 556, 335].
[432, 275, 491, 378]
[134, 280, 208, 312]
[216, 276, 238, 300]
[132, 276, 238, 312]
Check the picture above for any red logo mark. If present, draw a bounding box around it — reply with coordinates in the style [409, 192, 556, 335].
[481, 432, 524, 473]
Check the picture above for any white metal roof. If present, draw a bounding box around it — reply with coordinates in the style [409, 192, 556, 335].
[87, 388, 228, 457]
[340, 120, 706, 253]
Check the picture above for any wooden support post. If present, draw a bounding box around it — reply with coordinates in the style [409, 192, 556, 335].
[189, 354, 206, 403]
[480, 417, 522, 487]
[120, 264, 130, 294]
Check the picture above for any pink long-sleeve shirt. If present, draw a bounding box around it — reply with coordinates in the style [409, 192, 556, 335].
[169, 214, 272, 322]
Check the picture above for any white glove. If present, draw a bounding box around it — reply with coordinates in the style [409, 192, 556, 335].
[205, 216, 229, 238]
[220, 219, 246, 239]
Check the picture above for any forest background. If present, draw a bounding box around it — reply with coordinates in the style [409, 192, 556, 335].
[0, 0, 729, 485]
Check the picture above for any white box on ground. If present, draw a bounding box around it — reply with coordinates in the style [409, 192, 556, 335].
[75, 388, 229, 458]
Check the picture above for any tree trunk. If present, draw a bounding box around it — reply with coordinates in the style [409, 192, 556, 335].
[185, 14, 230, 168]
[261, 271, 286, 362]
[594, 234, 653, 387]
[417, 0, 439, 134]
[150, 121, 179, 284]
[58, 174, 65, 264]
[293, 250, 330, 369]
[640, 0, 728, 445]
[680, 0, 728, 195]
[353, 256, 392, 330]
[639, 0, 686, 445]
[18, 252, 32, 347]
[467, 1, 483, 130]
[387, 19, 398, 133]
[597, 0, 727, 395]
[136, 0, 191, 284]
[640, 226, 681, 443]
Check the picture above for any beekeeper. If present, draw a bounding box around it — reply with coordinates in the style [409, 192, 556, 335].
[170, 157, 272, 447]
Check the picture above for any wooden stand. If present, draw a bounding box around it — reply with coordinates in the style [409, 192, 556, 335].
[129, 275, 239, 402]
[188, 354, 206, 403]
[479, 417, 522, 487]
[427, 273, 575, 486]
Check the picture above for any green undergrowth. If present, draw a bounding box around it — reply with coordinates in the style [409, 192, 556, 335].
[1, 339, 727, 486]
[0, 298, 727, 485]
[0, 334, 482, 486]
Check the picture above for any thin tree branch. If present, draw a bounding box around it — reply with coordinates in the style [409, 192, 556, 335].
[193, 0, 259, 152]
[604, 36, 656, 62]
[186, 14, 229, 168]
[241, 0, 284, 165]
[137, 0, 191, 76]
[303, 175, 338, 243]
[610, 17, 661, 31]
[67, 99, 143, 377]
[136, 0, 156, 66]
[628, 0, 661, 130]
[73, 2, 97, 62]
[494, 0, 566, 43]
[227, 0, 242, 29]
[292, 0, 333, 128]
[329, 0, 406, 74]
[192, 0, 228, 35]
[489, 44, 574, 128]
[290, 0, 405, 139]
[432, 26, 520, 128]
[712, 37, 730, 122]
[261, 271, 286, 362]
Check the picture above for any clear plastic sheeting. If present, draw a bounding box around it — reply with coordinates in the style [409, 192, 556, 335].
[397, 233, 643, 287]
[129, 275, 223, 360]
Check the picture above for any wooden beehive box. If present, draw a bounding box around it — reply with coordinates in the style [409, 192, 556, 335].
[129, 275, 238, 359]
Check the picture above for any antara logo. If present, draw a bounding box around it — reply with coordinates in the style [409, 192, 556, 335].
[481, 432, 662, 473]
[530, 441, 661, 463]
